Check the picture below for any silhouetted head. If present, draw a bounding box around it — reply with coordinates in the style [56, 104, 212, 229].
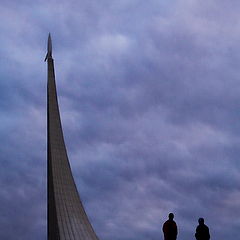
[168, 213, 174, 220]
[198, 218, 204, 225]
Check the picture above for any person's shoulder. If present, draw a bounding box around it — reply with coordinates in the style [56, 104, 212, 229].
[163, 220, 168, 226]
[204, 224, 209, 230]
[196, 225, 200, 230]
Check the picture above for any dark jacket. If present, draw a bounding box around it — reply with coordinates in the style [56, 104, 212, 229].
[195, 224, 210, 240]
[162, 220, 178, 240]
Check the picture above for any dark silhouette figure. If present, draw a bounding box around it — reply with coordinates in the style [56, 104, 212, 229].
[195, 218, 210, 240]
[162, 213, 178, 240]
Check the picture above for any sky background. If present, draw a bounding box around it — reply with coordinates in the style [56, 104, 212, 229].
[1, 0, 240, 239]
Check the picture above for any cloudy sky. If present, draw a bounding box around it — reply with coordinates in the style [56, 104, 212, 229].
[1, 0, 240, 239]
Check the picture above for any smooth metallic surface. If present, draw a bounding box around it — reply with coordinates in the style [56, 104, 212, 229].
[45, 33, 52, 61]
[48, 33, 52, 55]
[47, 35, 99, 240]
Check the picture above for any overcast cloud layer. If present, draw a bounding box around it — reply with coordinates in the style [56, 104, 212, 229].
[1, 0, 240, 239]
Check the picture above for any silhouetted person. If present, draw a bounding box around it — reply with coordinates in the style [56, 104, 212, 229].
[162, 213, 178, 240]
[195, 218, 210, 240]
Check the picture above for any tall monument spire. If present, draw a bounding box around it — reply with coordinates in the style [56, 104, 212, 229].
[47, 34, 99, 240]
[45, 33, 52, 61]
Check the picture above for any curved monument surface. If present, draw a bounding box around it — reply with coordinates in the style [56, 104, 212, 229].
[46, 34, 99, 240]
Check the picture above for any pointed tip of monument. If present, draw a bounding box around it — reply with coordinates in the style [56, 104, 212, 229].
[48, 32, 51, 41]
[45, 33, 52, 61]
[48, 33, 52, 53]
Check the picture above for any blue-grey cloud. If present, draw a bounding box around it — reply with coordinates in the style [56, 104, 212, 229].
[0, 0, 240, 240]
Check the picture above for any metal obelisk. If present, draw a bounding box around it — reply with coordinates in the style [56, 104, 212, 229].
[46, 33, 99, 240]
